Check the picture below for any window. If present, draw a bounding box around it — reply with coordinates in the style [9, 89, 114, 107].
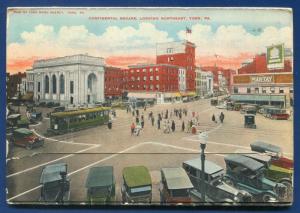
[143, 76, 147, 81]
[38, 82, 41, 92]
[270, 87, 275, 93]
[156, 76, 159, 81]
[156, 84, 159, 89]
[170, 56, 174, 61]
[52, 75, 57, 94]
[262, 88, 266, 93]
[150, 85, 153, 89]
[155, 68, 159, 72]
[143, 69, 146, 72]
[137, 69, 140, 73]
[233, 87, 238, 94]
[247, 88, 251, 94]
[255, 88, 259, 94]
[59, 75, 65, 94]
[137, 77, 140, 81]
[70, 81, 74, 94]
[150, 76, 153, 81]
[130, 70, 134, 73]
[150, 68, 153, 72]
[290, 88, 293, 94]
[45, 75, 49, 93]
[279, 88, 284, 93]
[167, 48, 173, 53]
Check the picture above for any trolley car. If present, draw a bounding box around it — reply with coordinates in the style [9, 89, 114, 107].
[48, 107, 110, 135]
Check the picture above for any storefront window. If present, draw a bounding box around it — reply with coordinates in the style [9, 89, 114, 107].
[247, 88, 251, 94]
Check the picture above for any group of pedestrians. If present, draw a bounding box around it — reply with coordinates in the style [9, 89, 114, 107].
[212, 112, 225, 123]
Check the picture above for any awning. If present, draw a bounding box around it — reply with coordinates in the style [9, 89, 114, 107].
[127, 92, 156, 99]
[230, 94, 286, 102]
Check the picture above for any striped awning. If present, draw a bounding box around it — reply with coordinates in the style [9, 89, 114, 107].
[230, 94, 286, 102]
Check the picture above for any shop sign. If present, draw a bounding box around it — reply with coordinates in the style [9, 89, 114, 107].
[251, 75, 274, 84]
[267, 44, 284, 69]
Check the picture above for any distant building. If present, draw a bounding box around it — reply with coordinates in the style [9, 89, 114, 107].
[156, 40, 196, 91]
[104, 66, 124, 99]
[6, 72, 26, 100]
[195, 67, 213, 97]
[30, 54, 105, 106]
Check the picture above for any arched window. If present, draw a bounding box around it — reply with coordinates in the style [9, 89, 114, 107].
[45, 75, 49, 93]
[52, 75, 57, 94]
[59, 74, 65, 94]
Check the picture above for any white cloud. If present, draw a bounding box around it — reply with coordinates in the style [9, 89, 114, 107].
[178, 24, 293, 57]
[7, 23, 173, 61]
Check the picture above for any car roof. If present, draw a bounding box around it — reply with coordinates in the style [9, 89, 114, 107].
[225, 154, 265, 171]
[161, 167, 193, 190]
[235, 149, 272, 163]
[245, 114, 255, 117]
[250, 141, 281, 154]
[85, 166, 114, 188]
[122, 166, 151, 188]
[7, 114, 21, 119]
[14, 128, 33, 135]
[40, 163, 67, 184]
[183, 158, 224, 174]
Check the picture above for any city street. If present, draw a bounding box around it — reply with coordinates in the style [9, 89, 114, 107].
[6, 98, 293, 204]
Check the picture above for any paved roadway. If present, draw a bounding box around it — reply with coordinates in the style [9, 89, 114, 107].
[6, 98, 293, 205]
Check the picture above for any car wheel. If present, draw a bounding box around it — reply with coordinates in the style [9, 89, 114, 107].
[262, 192, 276, 202]
[26, 143, 33, 150]
[280, 180, 293, 200]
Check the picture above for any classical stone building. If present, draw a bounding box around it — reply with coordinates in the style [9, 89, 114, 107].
[31, 54, 105, 106]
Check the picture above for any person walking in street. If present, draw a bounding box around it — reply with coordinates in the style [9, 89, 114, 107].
[220, 112, 225, 123]
[171, 120, 176, 132]
[157, 118, 161, 130]
[141, 117, 145, 128]
[182, 121, 185, 132]
[212, 114, 217, 123]
[136, 116, 139, 124]
[131, 122, 135, 136]
[151, 116, 155, 126]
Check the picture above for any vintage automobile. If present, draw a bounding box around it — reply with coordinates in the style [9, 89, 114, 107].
[236, 149, 293, 199]
[30, 111, 43, 122]
[10, 128, 44, 150]
[7, 114, 21, 127]
[85, 166, 115, 204]
[210, 99, 218, 106]
[244, 114, 256, 129]
[159, 167, 194, 204]
[40, 163, 70, 203]
[224, 154, 287, 202]
[250, 141, 293, 170]
[121, 166, 152, 204]
[259, 106, 289, 120]
[240, 105, 257, 115]
[182, 158, 252, 203]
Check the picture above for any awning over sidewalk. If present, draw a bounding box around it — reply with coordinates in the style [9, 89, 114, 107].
[230, 94, 286, 102]
[127, 92, 156, 99]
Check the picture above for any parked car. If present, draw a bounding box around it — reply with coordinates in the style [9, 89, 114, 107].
[46, 102, 55, 108]
[10, 128, 44, 150]
[244, 114, 256, 129]
[250, 141, 293, 170]
[40, 163, 70, 203]
[240, 105, 257, 115]
[182, 158, 252, 203]
[30, 111, 43, 122]
[236, 149, 293, 199]
[121, 166, 152, 204]
[85, 166, 115, 204]
[224, 154, 287, 202]
[159, 167, 193, 204]
[259, 106, 289, 120]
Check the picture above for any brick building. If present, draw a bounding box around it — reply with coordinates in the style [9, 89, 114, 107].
[238, 53, 292, 75]
[156, 41, 196, 91]
[123, 64, 184, 93]
[6, 72, 26, 100]
[104, 66, 124, 98]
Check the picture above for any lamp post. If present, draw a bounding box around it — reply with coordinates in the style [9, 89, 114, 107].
[198, 131, 208, 202]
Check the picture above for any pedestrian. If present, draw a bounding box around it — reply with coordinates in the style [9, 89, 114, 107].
[157, 118, 161, 130]
[144, 106, 147, 111]
[171, 120, 176, 132]
[136, 109, 139, 117]
[131, 122, 135, 136]
[212, 114, 217, 123]
[182, 121, 185, 132]
[126, 106, 129, 113]
[132, 110, 135, 117]
[136, 116, 139, 124]
[151, 116, 155, 126]
[107, 119, 112, 129]
[141, 117, 145, 128]
[220, 112, 224, 123]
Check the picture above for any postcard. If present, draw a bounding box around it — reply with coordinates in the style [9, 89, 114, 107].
[6, 7, 293, 206]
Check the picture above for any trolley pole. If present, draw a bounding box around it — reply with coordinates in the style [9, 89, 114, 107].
[198, 132, 208, 202]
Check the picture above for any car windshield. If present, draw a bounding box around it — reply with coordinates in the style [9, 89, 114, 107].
[170, 189, 190, 197]
[129, 185, 151, 196]
[90, 186, 110, 197]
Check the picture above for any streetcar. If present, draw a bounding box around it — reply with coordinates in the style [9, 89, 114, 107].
[48, 107, 110, 135]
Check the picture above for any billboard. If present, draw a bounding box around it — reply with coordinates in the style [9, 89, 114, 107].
[267, 44, 285, 70]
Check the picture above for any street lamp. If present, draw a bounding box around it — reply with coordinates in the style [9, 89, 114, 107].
[198, 131, 208, 202]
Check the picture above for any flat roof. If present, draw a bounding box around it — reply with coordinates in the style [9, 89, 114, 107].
[40, 163, 67, 184]
[51, 107, 110, 118]
[122, 166, 151, 188]
[85, 166, 114, 188]
[225, 154, 264, 171]
[128, 63, 183, 69]
[162, 167, 193, 190]
[183, 158, 224, 175]
[250, 141, 282, 154]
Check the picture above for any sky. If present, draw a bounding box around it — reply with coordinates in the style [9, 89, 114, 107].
[6, 7, 293, 74]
